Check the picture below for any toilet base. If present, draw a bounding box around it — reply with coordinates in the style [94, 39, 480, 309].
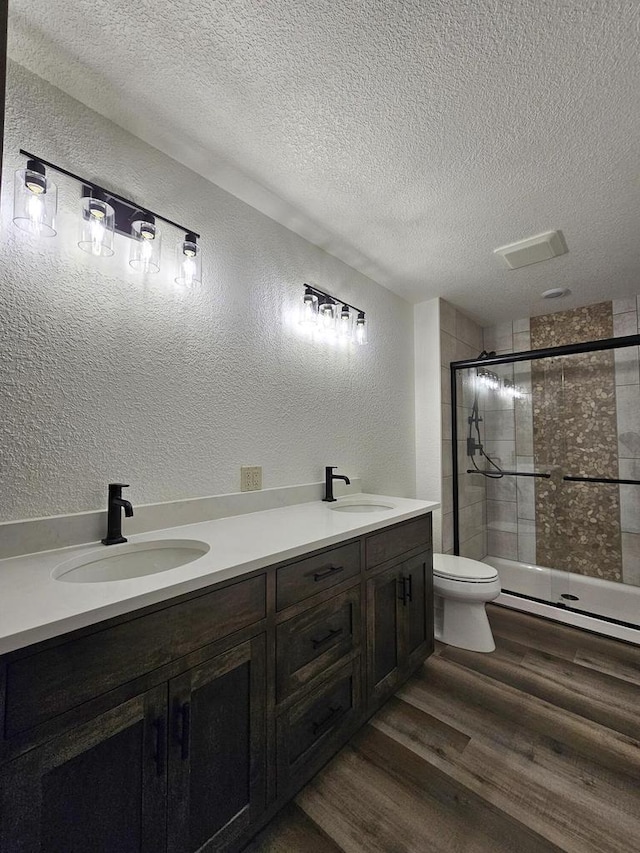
[436, 598, 495, 653]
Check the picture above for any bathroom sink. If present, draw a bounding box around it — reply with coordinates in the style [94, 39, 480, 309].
[52, 539, 210, 583]
[329, 498, 396, 513]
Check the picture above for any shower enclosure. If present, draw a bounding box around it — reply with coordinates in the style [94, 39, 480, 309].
[451, 332, 640, 640]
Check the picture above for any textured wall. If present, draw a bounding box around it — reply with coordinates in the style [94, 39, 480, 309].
[0, 63, 416, 521]
[9, 1, 640, 323]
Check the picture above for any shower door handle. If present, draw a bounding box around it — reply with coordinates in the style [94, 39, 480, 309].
[562, 475, 640, 486]
[466, 469, 551, 478]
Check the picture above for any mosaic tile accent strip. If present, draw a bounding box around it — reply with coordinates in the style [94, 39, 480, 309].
[531, 303, 623, 582]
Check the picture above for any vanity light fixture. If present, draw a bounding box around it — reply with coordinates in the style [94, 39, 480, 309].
[13, 159, 58, 237]
[300, 284, 368, 345]
[175, 232, 201, 288]
[14, 150, 200, 281]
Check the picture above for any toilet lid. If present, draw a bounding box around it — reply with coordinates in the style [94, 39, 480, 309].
[433, 554, 498, 582]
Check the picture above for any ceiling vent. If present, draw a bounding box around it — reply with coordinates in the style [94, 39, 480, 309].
[494, 230, 567, 270]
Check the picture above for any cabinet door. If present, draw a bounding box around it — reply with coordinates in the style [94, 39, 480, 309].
[366, 564, 404, 702]
[0, 686, 167, 853]
[167, 635, 267, 853]
[400, 550, 434, 664]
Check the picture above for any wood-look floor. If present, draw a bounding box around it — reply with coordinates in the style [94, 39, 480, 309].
[246, 605, 640, 853]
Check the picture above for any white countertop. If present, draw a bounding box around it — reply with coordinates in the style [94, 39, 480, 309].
[0, 494, 438, 655]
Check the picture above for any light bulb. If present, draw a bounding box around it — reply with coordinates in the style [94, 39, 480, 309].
[130, 218, 161, 273]
[13, 161, 57, 237]
[78, 196, 115, 258]
[339, 305, 352, 337]
[181, 256, 196, 286]
[299, 287, 319, 327]
[27, 193, 44, 230]
[355, 312, 367, 345]
[90, 217, 105, 256]
[175, 234, 201, 287]
[319, 300, 336, 332]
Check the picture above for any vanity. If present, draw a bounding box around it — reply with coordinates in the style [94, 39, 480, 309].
[0, 495, 436, 852]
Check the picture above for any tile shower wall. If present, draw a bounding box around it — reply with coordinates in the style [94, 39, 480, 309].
[613, 298, 640, 586]
[483, 319, 535, 563]
[484, 297, 640, 586]
[530, 304, 622, 582]
[440, 300, 486, 559]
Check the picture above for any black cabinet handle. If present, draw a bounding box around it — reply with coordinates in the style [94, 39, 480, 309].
[312, 705, 344, 736]
[313, 565, 344, 582]
[178, 701, 191, 761]
[311, 627, 344, 649]
[398, 575, 412, 606]
[397, 578, 407, 605]
[404, 574, 413, 604]
[152, 717, 165, 776]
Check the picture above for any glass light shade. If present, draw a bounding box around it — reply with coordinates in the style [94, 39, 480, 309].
[318, 299, 337, 334]
[175, 236, 201, 288]
[78, 196, 115, 257]
[129, 219, 161, 273]
[338, 305, 353, 338]
[355, 312, 368, 345]
[299, 289, 319, 327]
[13, 166, 57, 237]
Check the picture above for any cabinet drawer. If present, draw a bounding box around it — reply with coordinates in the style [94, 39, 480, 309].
[276, 587, 361, 702]
[276, 542, 360, 610]
[277, 658, 361, 792]
[366, 515, 431, 570]
[5, 575, 266, 738]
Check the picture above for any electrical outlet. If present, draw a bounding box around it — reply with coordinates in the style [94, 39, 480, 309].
[240, 466, 262, 492]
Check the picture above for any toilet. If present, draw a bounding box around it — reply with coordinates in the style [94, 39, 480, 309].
[433, 554, 501, 653]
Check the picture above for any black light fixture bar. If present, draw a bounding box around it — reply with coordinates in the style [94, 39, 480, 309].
[19, 149, 200, 239]
[303, 283, 365, 316]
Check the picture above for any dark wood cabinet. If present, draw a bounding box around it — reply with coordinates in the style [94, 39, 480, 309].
[0, 512, 433, 853]
[0, 685, 167, 853]
[367, 550, 433, 704]
[276, 586, 361, 703]
[167, 636, 267, 853]
[276, 658, 361, 795]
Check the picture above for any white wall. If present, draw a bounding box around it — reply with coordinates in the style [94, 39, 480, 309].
[0, 63, 416, 521]
[414, 298, 442, 548]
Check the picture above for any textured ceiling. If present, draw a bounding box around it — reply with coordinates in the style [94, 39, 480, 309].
[7, 1, 640, 324]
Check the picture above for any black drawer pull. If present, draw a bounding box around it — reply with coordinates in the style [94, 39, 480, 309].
[311, 627, 344, 650]
[177, 701, 191, 761]
[312, 704, 344, 736]
[313, 565, 344, 582]
[152, 717, 165, 776]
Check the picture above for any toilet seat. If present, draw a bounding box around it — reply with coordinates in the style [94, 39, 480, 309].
[433, 554, 498, 583]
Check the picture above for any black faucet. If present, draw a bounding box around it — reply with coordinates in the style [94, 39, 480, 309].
[102, 483, 134, 545]
[323, 466, 351, 502]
